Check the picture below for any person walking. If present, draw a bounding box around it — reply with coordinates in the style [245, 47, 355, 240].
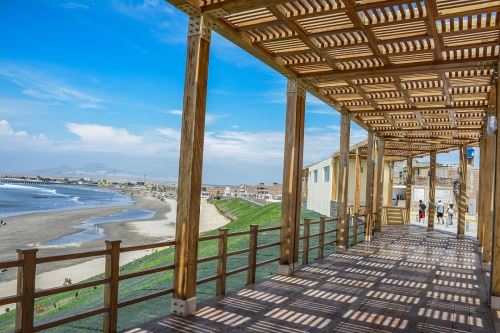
[436, 200, 445, 224]
[447, 204, 455, 226]
[419, 200, 427, 223]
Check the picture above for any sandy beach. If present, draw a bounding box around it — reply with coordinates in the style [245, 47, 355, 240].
[0, 192, 229, 309]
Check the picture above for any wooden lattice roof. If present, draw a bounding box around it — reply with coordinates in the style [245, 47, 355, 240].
[169, 0, 499, 158]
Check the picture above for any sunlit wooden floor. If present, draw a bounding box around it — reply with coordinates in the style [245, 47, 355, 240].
[126, 225, 497, 333]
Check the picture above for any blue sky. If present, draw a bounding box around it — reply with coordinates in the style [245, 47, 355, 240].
[2, 0, 372, 184]
[0, 1, 473, 183]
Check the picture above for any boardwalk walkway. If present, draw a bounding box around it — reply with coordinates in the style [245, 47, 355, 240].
[127, 225, 497, 333]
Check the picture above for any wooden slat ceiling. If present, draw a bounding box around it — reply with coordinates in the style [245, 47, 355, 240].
[169, 0, 499, 158]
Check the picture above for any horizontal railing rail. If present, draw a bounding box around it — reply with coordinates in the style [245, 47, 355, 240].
[6, 214, 367, 332]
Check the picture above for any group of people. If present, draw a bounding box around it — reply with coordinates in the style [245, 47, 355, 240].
[418, 200, 455, 225]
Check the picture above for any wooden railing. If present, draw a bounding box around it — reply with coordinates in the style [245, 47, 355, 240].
[2, 216, 366, 332]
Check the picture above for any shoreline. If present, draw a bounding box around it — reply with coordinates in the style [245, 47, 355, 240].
[0, 195, 229, 311]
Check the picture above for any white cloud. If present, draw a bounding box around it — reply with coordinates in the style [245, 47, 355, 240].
[66, 123, 143, 147]
[0, 62, 103, 109]
[62, 2, 90, 10]
[0, 120, 27, 137]
[167, 109, 182, 116]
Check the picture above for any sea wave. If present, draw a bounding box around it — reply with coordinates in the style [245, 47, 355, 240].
[0, 183, 68, 197]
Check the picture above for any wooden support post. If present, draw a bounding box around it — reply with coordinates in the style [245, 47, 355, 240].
[353, 213, 359, 245]
[491, 62, 500, 308]
[374, 136, 385, 233]
[247, 224, 258, 285]
[482, 83, 496, 263]
[302, 219, 311, 265]
[331, 157, 338, 202]
[478, 136, 485, 247]
[428, 151, 437, 230]
[405, 157, 413, 225]
[354, 148, 361, 212]
[172, 14, 212, 316]
[103, 240, 121, 333]
[279, 79, 306, 276]
[386, 161, 394, 206]
[457, 145, 467, 238]
[365, 131, 375, 240]
[216, 228, 228, 297]
[336, 111, 350, 251]
[15, 248, 38, 333]
[483, 133, 496, 263]
[318, 217, 325, 259]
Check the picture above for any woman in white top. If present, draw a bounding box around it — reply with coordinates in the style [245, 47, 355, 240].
[447, 204, 455, 226]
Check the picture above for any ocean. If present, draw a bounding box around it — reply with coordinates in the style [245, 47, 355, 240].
[0, 183, 133, 218]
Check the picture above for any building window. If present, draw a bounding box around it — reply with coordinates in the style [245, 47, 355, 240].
[324, 166, 330, 182]
[313, 170, 318, 183]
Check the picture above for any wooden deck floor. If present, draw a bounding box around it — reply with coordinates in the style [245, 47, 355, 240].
[126, 225, 498, 333]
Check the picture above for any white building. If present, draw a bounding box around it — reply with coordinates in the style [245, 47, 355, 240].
[305, 141, 393, 217]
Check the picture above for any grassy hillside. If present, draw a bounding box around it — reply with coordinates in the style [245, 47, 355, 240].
[0, 199, 323, 332]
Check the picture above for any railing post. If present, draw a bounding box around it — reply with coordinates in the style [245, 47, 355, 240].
[15, 248, 38, 333]
[216, 228, 228, 297]
[247, 225, 258, 285]
[302, 219, 311, 265]
[353, 213, 359, 245]
[103, 240, 121, 333]
[318, 217, 325, 259]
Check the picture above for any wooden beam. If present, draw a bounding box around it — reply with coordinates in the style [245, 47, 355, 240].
[202, 0, 289, 14]
[354, 148, 361, 212]
[424, 0, 443, 61]
[172, 14, 211, 316]
[457, 144, 467, 237]
[428, 150, 437, 230]
[374, 136, 385, 232]
[405, 157, 413, 224]
[279, 79, 306, 275]
[337, 110, 351, 250]
[298, 59, 497, 79]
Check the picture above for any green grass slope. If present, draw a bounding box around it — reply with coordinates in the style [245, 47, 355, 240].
[0, 199, 323, 332]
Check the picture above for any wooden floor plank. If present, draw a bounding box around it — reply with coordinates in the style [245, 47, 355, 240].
[125, 226, 496, 333]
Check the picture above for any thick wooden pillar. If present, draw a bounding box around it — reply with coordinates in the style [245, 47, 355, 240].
[171, 14, 211, 316]
[354, 148, 361, 212]
[386, 161, 394, 206]
[365, 132, 375, 240]
[482, 84, 496, 264]
[337, 110, 351, 250]
[478, 136, 485, 247]
[405, 157, 413, 224]
[491, 64, 500, 308]
[428, 151, 436, 230]
[279, 79, 306, 275]
[374, 136, 385, 232]
[457, 145, 467, 237]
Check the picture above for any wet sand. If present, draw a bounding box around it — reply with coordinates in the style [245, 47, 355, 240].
[0, 195, 229, 308]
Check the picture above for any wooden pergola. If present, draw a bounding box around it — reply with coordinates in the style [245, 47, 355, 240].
[167, 0, 500, 318]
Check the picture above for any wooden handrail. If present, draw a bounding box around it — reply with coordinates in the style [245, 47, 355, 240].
[8, 217, 367, 332]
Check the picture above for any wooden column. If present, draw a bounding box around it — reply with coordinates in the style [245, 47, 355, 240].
[279, 78, 306, 275]
[365, 132, 375, 240]
[354, 148, 361, 212]
[428, 151, 437, 230]
[478, 136, 485, 247]
[405, 157, 413, 224]
[374, 136, 385, 232]
[490, 63, 500, 308]
[331, 157, 338, 202]
[386, 161, 394, 206]
[482, 84, 496, 264]
[15, 249, 38, 333]
[457, 145, 467, 238]
[172, 14, 211, 316]
[337, 110, 351, 250]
